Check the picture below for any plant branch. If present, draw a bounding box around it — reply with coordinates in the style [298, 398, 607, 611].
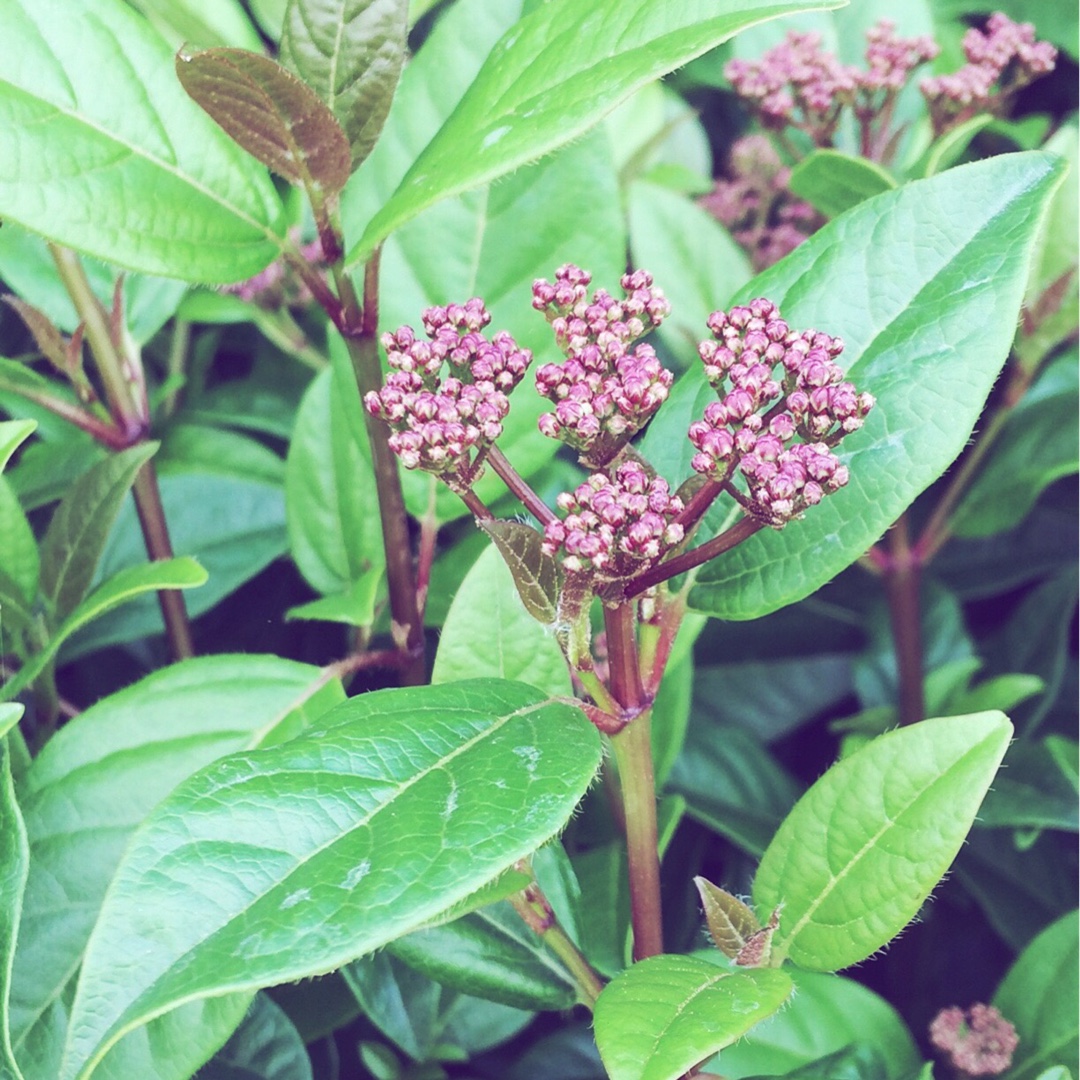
[0, 376, 129, 448]
[338, 250, 425, 686]
[131, 461, 195, 660]
[487, 444, 558, 526]
[622, 515, 764, 600]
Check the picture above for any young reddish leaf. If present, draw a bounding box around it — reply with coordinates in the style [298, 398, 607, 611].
[176, 47, 351, 197]
[693, 876, 758, 960]
[480, 520, 561, 626]
[280, 0, 408, 170]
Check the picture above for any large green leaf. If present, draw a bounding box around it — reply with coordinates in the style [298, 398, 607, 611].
[199, 994, 313, 1080]
[707, 967, 919, 1078]
[386, 898, 579, 1011]
[126, 0, 264, 49]
[647, 152, 1068, 620]
[432, 543, 571, 698]
[995, 910, 1079, 1080]
[38, 443, 159, 625]
[952, 350, 1079, 537]
[0, 559, 207, 702]
[60, 680, 601, 1079]
[0, 739, 29, 1080]
[348, 0, 842, 262]
[280, 0, 408, 170]
[0, 421, 36, 474]
[10, 655, 344, 1080]
[285, 345, 384, 596]
[0, 0, 285, 281]
[0, 477, 37, 606]
[593, 957, 792, 1080]
[788, 150, 896, 218]
[753, 712, 1012, 971]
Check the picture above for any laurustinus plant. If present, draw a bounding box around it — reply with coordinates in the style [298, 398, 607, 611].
[0, 1, 1075, 1079]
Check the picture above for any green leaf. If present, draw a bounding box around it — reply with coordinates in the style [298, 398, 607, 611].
[66, 469, 288, 657]
[914, 114, 994, 178]
[280, 0, 408, 171]
[10, 655, 344, 1080]
[709, 965, 919, 1079]
[285, 567, 383, 627]
[788, 150, 896, 218]
[432, 544, 571, 698]
[0, 420, 36, 474]
[348, 0, 843, 263]
[0, 706, 22, 740]
[753, 712, 1013, 971]
[387, 899, 578, 1011]
[593, 957, 792, 1080]
[0, 220, 188, 345]
[667, 152, 1067, 620]
[977, 738, 1079, 833]
[953, 351, 1079, 537]
[176, 48, 351, 197]
[479, 521, 560, 626]
[285, 347, 384, 595]
[343, 951, 531, 1062]
[38, 443, 159, 625]
[995, 910, 1079, 1080]
[627, 180, 752, 366]
[669, 725, 800, 857]
[694, 877, 759, 960]
[0, 0, 285, 281]
[199, 994, 313, 1080]
[0, 477, 38, 605]
[60, 679, 601, 1079]
[1, 558, 207, 703]
[0, 739, 29, 1080]
[126, 0, 265, 49]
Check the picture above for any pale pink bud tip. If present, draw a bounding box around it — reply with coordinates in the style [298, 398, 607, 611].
[929, 1004, 1018, 1077]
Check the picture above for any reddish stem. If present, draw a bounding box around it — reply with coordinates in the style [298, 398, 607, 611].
[487, 444, 557, 526]
[883, 515, 924, 726]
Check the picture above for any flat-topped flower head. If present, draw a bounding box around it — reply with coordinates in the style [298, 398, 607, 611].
[929, 1003, 1018, 1077]
[364, 299, 532, 487]
[533, 265, 674, 466]
[541, 461, 685, 577]
[858, 20, 939, 96]
[688, 299, 873, 528]
[922, 12, 1057, 134]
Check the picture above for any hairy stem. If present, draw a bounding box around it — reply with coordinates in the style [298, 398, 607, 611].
[131, 461, 195, 660]
[487, 444, 558, 526]
[339, 251, 426, 686]
[882, 515, 923, 726]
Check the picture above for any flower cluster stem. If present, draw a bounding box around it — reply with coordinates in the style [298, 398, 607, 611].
[339, 251, 426, 686]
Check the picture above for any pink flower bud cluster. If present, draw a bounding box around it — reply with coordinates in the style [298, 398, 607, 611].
[687, 299, 874, 527]
[859, 20, 939, 96]
[532, 265, 674, 463]
[363, 299, 531, 480]
[541, 461, 686, 575]
[929, 1003, 1019, 1076]
[921, 13, 1057, 134]
[699, 136, 822, 272]
[725, 31, 857, 142]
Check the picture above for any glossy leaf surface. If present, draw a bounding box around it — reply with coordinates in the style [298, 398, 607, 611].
[199, 994, 312, 1080]
[0, 477, 37, 607]
[350, 0, 842, 262]
[176, 48, 351, 195]
[280, 0, 408, 170]
[648, 152, 1067, 620]
[593, 957, 792, 1080]
[0, 421, 36, 474]
[61, 680, 600, 1078]
[994, 910, 1079, 1080]
[11, 655, 341, 1080]
[480, 521, 560, 626]
[432, 544, 570, 698]
[788, 149, 896, 217]
[753, 712, 1012, 971]
[0, 0, 284, 281]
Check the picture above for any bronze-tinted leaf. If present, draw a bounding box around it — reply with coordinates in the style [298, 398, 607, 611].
[481, 520, 560, 626]
[694, 876, 759, 960]
[176, 47, 351, 196]
[280, 0, 408, 171]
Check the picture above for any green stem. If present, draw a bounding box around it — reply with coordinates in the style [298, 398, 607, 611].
[337, 251, 426, 686]
[610, 708, 664, 961]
